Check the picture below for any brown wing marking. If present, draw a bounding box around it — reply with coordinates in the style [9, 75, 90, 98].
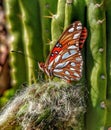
[52, 47, 83, 81]
[45, 21, 83, 66]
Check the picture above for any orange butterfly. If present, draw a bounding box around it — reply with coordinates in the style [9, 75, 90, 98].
[38, 21, 87, 82]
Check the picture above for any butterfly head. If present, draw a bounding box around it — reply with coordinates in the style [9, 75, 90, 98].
[38, 62, 45, 72]
[38, 62, 52, 77]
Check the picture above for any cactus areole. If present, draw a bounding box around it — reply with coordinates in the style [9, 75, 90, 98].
[38, 21, 87, 82]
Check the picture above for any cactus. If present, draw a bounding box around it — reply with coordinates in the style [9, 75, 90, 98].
[1, 0, 111, 129]
[105, 0, 111, 127]
[64, 0, 73, 29]
[39, 0, 58, 59]
[19, 0, 44, 84]
[51, 0, 65, 49]
[85, 0, 111, 129]
[5, 0, 28, 87]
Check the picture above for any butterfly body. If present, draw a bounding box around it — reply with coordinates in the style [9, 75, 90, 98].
[38, 21, 87, 82]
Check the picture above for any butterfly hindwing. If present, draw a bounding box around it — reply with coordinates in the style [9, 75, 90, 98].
[51, 44, 83, 82]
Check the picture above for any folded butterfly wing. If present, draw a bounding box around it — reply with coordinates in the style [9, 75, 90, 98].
[39, 21, 87, 82]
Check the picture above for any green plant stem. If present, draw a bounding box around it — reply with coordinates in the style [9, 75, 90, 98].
[19, 0, 43, 84]
[86, 0, 107, 129]
[5, 0, 27, 87]
[64, 0, 73, 29]
[51, 0, 65, 49]
[39, 0, 58, 60]
[73, 0, 86, 23]
[105, 2, 111, 127]
[106, 2, 111, 103]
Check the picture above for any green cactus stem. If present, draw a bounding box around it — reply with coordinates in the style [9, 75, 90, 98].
[64, 0, 73, 29]
[72, 0, 86, 23]
[5, 0, 28, 87]
[86, 0, 107, 129]
[72, 0, 86, 84]
[105, 2, 111, 127]
[106, 1, 111, 102]
[39, 0, 58, 59]
[51, 0, 65, 49]
[19, 0, 43, 84]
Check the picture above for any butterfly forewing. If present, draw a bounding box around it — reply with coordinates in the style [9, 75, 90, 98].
[39, 21, 87, 82]
[46, 21, 83, 65]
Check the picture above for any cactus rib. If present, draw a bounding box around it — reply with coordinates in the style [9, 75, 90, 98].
[105, 4, 111, 127]
[64, 0, 73, 29]
[51, 0, 65, 49]
[19, 0, 43, 84]
[5, 0, 28, 87]
[39, 0, 58, 60]
[86, 1, 107, 129]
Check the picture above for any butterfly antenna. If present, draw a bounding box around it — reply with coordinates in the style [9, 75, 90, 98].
[11, 50, 38, 62]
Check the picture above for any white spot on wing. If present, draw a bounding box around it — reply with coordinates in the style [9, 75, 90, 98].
[62, 52, 69, 59]
[70, 50, 77, 55]
[73, 32, 81, 39]
[76, 57, 82, 62]
[65, 71, 70, 75]
[80, 69, 82, 72]
[78, 22, 82, 26]
[55, 61, 69, 68]
[76, 43, 79, 46]
[62, 50, 77, 60]
[68, 27, 74, 32]
[53, 69, 63, 72]
[70, 68, 75, 71]
[74, 72, 80, 77]
[55, 55, 61, 63]
[68, 45, 77, 49]
[77, 26, 82, 30]
[71, 62, 76, 67]
[80, 63, 83, 68]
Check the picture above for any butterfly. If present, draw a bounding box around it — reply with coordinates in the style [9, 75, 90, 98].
[38, 21, 87, 82]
